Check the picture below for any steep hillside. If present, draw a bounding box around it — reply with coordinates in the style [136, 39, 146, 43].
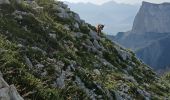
[0, 0, 170, 100]
[113, 1, 170, 71]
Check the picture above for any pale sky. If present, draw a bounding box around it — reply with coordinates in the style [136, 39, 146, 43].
[59, 0, 170, 5]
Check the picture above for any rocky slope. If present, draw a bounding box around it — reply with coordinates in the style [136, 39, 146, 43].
[113, 1, 170, 71]
[0, 0, 170, 100]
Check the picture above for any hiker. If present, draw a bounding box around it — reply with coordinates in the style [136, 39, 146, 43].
[96, 24, 104, 36]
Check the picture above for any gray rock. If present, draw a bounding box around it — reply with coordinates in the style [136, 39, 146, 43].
[47, 58, 56, 63]
[75, 76, 96, 100]
[93, 40, 104, 50]
[12, 10, 28, 20]
[114, 91, 124, 100]
[41, 70, 47, 77]
[57, 61, 65, 67]
[73, 13, 81, 23]
[123, 76, 138, 85]
[0, 0, 10, 4]
[56, 71, 65, 89]
[73, 22, 79, 29]
[24, 56, 33, 69]
[93, 40, 101, 49]
[27, 1, 39, 8]
[137, 89, 151, 100]
[85, 39, 93, 46]
[35, 64, 44, 68]
[33, 6, 43, 12]
[0, 72, 23, 100]
[17, 44, 24, 48]
[12, 11, 23, 20]
[93, 69, 101, 75]
[74, 32, 83, 38]
[57, 2, 68, 9]
[57, 7, 70, 19]
[89, 30, 100, 40]
[97, 57, 115, 69]
[0, 73, 9, 88]
[31, 47, 47, 56]
[116, 47, 131, 61]
[15, 0, 21, 4]
[23, 26, 28, 31]
[49, 33, 56, 39]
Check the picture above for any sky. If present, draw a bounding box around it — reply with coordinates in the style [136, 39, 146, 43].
[59, 0, 170, 5]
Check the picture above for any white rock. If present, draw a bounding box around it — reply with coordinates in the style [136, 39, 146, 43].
[93, 69, 101, 75]
[74, 22, 79, 29]
[49, 33, 56, 39]
[35, 64, 44, 68]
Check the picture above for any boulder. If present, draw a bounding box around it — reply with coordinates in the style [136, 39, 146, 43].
[24, 56, 33, 69]
[93, 69, 101, 75]
[49, 33, 56, 39]
[0, 72, 23, 100]
[73, 13, 81, 23]
[35, 64, 44, 68]
[116, 47, 131, 61]
[56, 71, 65, 89]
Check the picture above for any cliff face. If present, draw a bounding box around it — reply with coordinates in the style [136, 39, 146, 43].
[113, 1, 170, 71]
[132, 1, 170, 33]
[0, 0, 170, 100]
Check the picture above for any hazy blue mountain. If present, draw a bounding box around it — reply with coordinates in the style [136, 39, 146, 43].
[64, 1, 139, 35]
[112, 1, 170, 72]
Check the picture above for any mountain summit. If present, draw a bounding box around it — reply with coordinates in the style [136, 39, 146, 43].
[0, 0, 170, 99]
[132, 1, 170, 33]
[113, 1, 170, 72]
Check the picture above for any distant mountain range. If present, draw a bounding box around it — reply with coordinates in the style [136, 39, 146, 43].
[110, 1, 170, 72]
[64, 1, 139, 35]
